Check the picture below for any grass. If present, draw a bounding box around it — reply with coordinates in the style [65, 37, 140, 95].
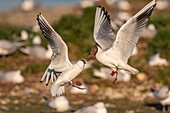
[148, 26, 170, 59]
[23, 63, 48, 75]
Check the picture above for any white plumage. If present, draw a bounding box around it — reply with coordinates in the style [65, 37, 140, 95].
[141, 24, 157, 38]
[74, 102, 107, 113]
[32, 35, 41, 45]
[0, 70, 24, 84]
[43, 96, 70, 112]
[37, 13, 86, 96]
[156, 0, 170, 11]
[91, 0, 156, 76]
[0, 39, 25, 56]
[149, 53, 168, 66]
[19, 45, 52, 59]
[70, 82, 88, 94]
[93, 67, 131, 82]
[20, 30, 29, 41]
[150, 86, 170, 112]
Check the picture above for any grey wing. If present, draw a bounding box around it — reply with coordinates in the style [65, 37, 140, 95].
[155, 86, 169, 100]
[111, 0, 156, 63]
[93, 6, 116, 51]
[37, 13, 70, 64]
[37, 13, 72, 85]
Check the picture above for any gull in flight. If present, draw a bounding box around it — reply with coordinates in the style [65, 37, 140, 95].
[89, 0, 156, 83]
[37, 13, 86, 96]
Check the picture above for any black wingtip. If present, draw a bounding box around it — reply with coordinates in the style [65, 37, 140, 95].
[97, 5, 101, 8]
[40, 80, 43, 83]
[46, 83, 48, 86]
[150, 88, 155, 92]
[37, 13, 42, 20]
[96, 6, 110, 22]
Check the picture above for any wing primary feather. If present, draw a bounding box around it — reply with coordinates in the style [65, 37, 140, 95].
[112, 0, 156, 63]
[93, 6, 116, 50]
[45, 72, 51, 86]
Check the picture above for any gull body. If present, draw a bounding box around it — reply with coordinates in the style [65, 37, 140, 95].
[19, 45, 52, 59]
[37, 13, 86, 96]
[43, 96, 70, 112]
[20, 30, 29, 41]
[0, 39, 25, 56]
[92, 0, 156, 75]
[50, 60, 85, 96]
[32, 35, 41, 45]
[156, 0, 169, 10]
[141, 24, 157, 38]
[0, 70, 24, 84]
[149, 53, 168, 66]
[74, 102, 107, 113]
[93, 67, 131, 82]
[150, 86, 170, 112]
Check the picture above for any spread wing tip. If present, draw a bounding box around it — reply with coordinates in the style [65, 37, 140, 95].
[37, 13, 43, 22]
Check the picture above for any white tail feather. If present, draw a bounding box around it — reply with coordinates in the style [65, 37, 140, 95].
[50, 82, 65, 97]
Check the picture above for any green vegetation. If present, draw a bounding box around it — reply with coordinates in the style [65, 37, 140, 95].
[148, 13, 170, 59]
[23, 63, 48, 75]
[154, 66, 170, 84]
[148, 26, 170, 59]
[0, 26, 21, 40]
[149, 13, 170, 30]
[0, 7, 170, 84]
[52, 7, 96, 58]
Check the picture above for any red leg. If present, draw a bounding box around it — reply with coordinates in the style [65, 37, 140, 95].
[110, 71, 117, 76]
[88, 48, 97, 60]
[71, 83, 86, 90]
[112, 72, 118, 84]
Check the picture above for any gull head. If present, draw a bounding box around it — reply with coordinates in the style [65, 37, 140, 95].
[88, 47, 97, 60]
[77, 59, 86, 69]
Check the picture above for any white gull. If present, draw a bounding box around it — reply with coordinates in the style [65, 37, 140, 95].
[74, 102, 107, 113]
[37, 13, 86, 96]
[19, 45, 52, 59]
[0, 70, 24, 84]
[149, 53, 168, 66]
[43, 96, 70, 112]
[0, 39, 25, 56]
[89, 0, 156, 82]
[150, 86, 170, 112]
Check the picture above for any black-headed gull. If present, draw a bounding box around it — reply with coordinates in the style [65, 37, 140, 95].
[19, 45, 52, 59]
[37, 13, 86, 96]
[89, 0, 156, 83]
[150, 86, 170, 112]
[43, 96, 70, 112]
[149, 53, 168, 66]
[32, 35, 41, 45]
[0, 39, 25, 56]
[74, 102, 107, 113]
[0, 70, 24, 84]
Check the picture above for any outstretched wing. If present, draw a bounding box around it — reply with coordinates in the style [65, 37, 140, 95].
[37, 13, 72, 85]
[111, 0, 156, 63]
[93, 6, 116, 51]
